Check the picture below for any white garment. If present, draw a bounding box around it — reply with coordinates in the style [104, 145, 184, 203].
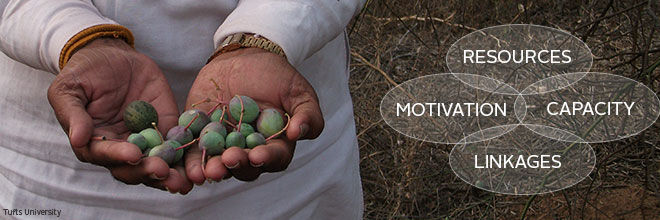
[0, 1, 363, 219]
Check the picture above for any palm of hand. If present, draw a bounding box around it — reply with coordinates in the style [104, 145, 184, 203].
[48, 38, 190, 193]
[183, 48, 324, 183]
[73, 46, 177, 138]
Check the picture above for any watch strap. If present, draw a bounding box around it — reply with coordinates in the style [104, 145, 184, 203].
[208, 33, 285, 63]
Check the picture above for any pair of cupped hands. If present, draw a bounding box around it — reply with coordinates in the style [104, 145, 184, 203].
[47, 38, 324, 194]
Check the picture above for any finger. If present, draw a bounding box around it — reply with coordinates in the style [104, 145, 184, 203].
[248, 139, 295, 173]
[205, 155, 231, 182]
[184, 145, 206, 185]
[286, 105, 319, 140]
[88, 140, 144, 166]
[174, 165, 194, 195]
[108, 157, 170, 185]
[142, 168, 188, 193]
[159, 168, 190, 194]
[47, 75, 93, 149]
[281, 80, 324, 140]
[221, 147, 261, 181]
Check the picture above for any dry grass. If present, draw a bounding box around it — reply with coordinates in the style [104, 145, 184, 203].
[348, 0, 660, 219]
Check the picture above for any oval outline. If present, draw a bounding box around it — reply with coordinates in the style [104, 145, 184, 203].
[448, 129, 597, 195]
[450, 73, 520, 95]
[521, 72, 660, 143]
[455, 124, 520, 144]
[514, 94, 527, 123]
[445, 24, 594, 95]
[520, 72, 589, 95]
[379, 73, 521, 144]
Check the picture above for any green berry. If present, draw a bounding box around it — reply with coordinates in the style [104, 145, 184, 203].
[210, 109, 229, 126]
[127, 133, 148, 151]
[139, 128, 163, 149]
[163, 140, 183, 164]
[199, 131, 225, 155]
[200, 122, 227, 138]
[166, 126, 193, 144]
[229, 96, 259, 123]
[246, 133, 266, 149]
[235, 123, 255, 137]
[178, 109, 210, 137]
[123, 100, 158, 133]
[256, 108, 284, 138]
[148, 144, 176, 164]
[225, 131, 246, 149]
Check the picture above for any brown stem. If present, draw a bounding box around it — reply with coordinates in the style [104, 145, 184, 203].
[91, 136, 126, 142]
[201, 148, 207, 176]
[236, 95, 245, 132]
[191, 97, 212, 108]
[219, 106, 227, 122]
[266, 113, 291, 141]
[175, 138, 199, 151]
[206, 102, 223, 116]
[152, 122, 164, 142]
[210, 78, 222, 101]
[184, 114, 199, 130]
[222, 119, 237, 128]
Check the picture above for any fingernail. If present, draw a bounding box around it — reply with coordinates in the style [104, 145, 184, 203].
[127, 160, 141, 166]
[297, 124, 309, 140]
[226, 162, 240, 169]
[250, 161, 264, 168]
[150, 173, 166, 180]
[195, 181, 203, 186]
[165, 186, 176, 194]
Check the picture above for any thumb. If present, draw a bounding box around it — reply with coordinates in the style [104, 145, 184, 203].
[48, 76, 94, 149]
[284, 97, 324, 141]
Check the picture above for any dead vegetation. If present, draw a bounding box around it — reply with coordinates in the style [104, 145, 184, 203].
[348, 0, 660, 219]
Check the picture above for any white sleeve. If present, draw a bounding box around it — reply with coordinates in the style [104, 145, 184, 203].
[0, 0, 118, 73]
[213, 0, 364, 66]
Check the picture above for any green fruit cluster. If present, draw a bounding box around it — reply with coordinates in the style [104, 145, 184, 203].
[121, 96, 287, 166]
[198, 96, 286, 155]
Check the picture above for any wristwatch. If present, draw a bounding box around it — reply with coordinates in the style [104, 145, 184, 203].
[207, 33, 286, 63]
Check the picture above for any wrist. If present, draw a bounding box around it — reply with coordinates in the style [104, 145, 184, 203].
[209, 47, 285, 64]
[59, 24, 134, 70]
[208, 33, 286, 63]
[68, 38, 134, 63]
[82, 37, 133, 51]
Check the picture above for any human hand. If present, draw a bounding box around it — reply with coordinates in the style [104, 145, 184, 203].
[184, 48, 325, 183]
[47, 38, 193, 194]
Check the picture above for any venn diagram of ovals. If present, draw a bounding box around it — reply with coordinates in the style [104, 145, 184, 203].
[380, 24, 660, 194]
